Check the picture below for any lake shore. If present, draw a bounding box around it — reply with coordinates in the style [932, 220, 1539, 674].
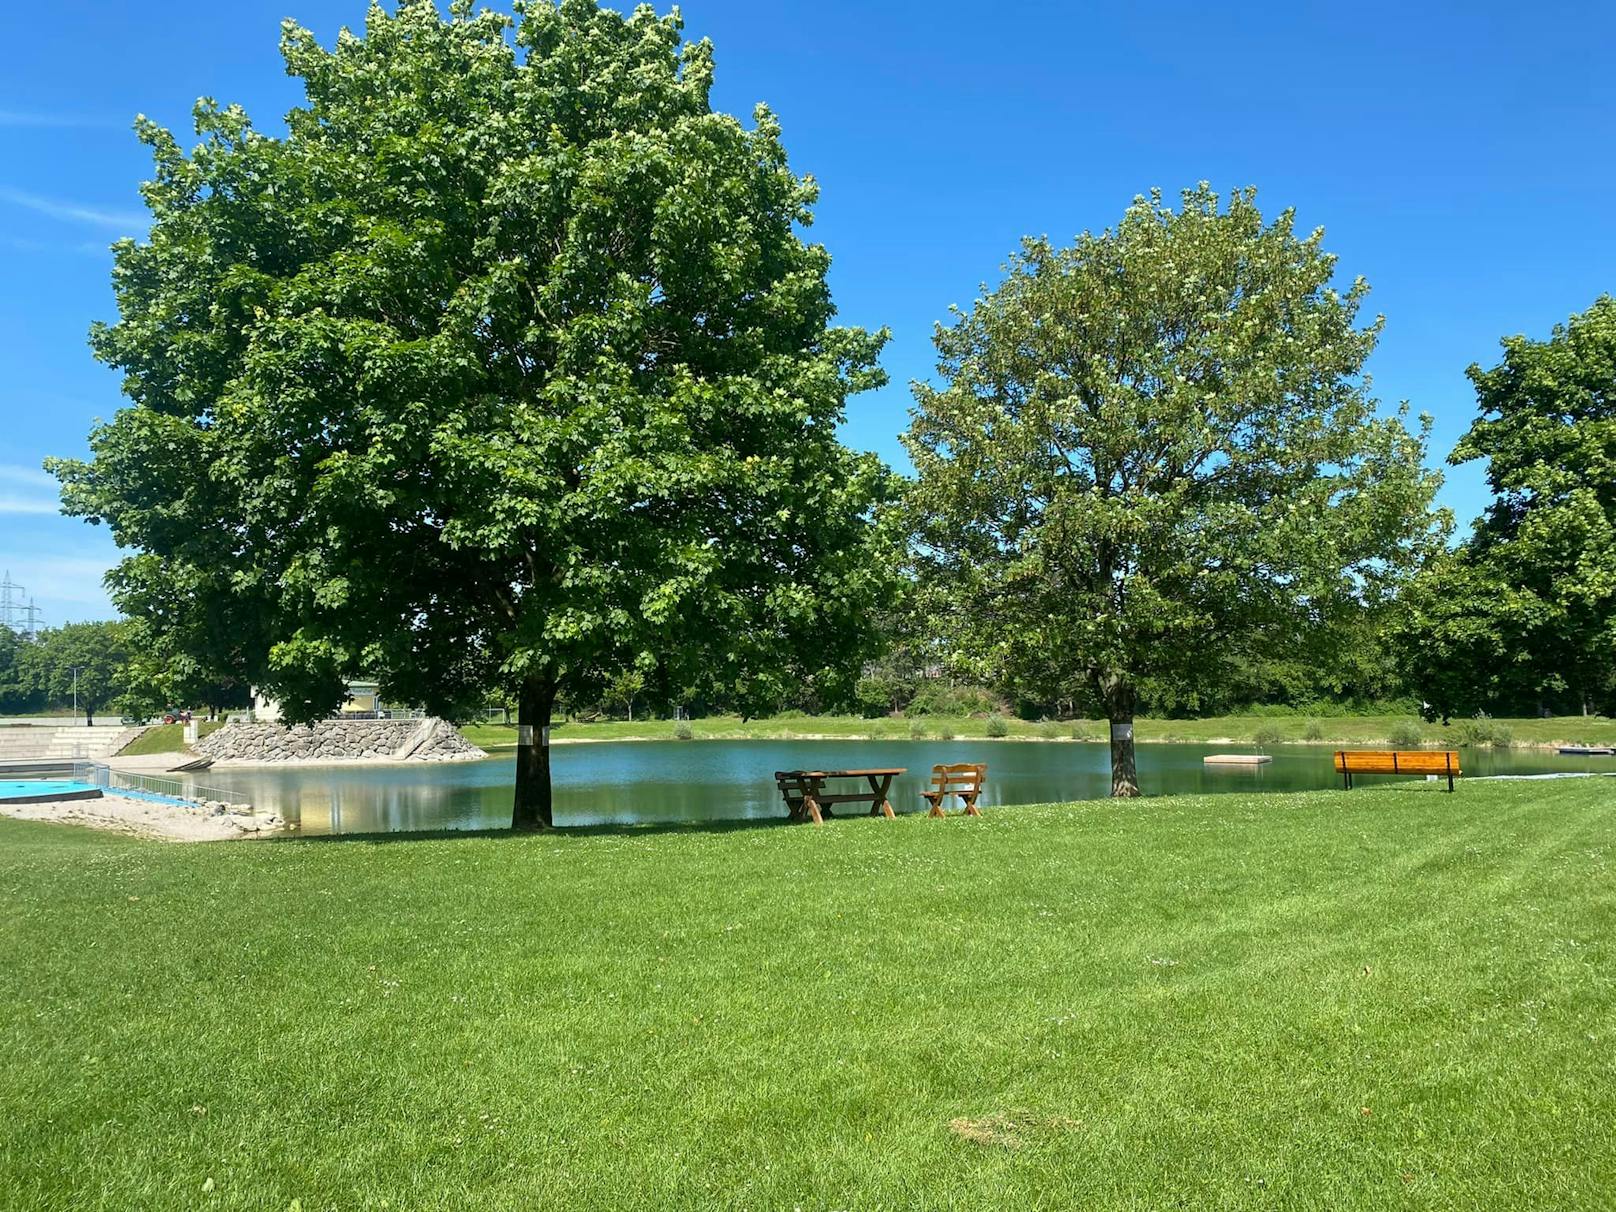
[102, 712, 1616, 761]
[486, 728, 1604, 753]
[0, 791, 282, 842]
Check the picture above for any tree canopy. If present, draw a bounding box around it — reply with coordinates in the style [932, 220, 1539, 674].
[904, 185, 1443, 795]
[0, 626, 40, 715]
[19, 622, 135, 725]
[1398, 295, 1616, 718]
[52, 0, 893, 826]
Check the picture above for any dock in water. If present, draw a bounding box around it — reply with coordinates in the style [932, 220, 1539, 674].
[1204, 754, 1273, 766]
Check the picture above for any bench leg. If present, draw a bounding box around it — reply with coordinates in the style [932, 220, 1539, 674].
[804, 796, 823, 826]
[963, 794, 982, 817]
[864, 775, 893, 819]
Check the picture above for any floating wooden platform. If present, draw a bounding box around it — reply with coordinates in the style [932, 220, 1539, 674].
[1204, 754, 1273, 766]
[1558, 747, 1615, 756]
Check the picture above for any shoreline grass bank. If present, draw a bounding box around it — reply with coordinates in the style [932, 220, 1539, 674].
[107, 712, 1616, 758]
[460, 712, 1616, 752]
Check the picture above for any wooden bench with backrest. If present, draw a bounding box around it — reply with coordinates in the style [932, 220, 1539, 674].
[1334, 749, 1461, 792]
[921, 763, 986, 817]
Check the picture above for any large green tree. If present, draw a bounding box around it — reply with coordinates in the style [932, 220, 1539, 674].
[1399, 296, 1616, 718]
[905, 186, 1443, 795]
[20, 622, 134, 725]
[52, 0, 892, 827]
[0, 626, 42, 715]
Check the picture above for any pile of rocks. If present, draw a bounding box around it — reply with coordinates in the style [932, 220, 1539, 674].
[195, 717, 485, 765]
[196, 799, 285, 833]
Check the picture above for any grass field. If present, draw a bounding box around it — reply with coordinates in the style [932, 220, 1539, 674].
[2, 779, 1611, 1208]
[460, 712, 1616, 750]
[115, 721, 227, 756]
[110, 713, 1616, 756]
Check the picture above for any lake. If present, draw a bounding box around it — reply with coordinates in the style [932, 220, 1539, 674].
[178, 739, 1614, 834]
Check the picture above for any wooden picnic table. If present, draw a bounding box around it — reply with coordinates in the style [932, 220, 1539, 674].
[774, 768, 905, 825]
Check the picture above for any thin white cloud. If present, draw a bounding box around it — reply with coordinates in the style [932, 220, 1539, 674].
[0, 186, 146, 230]
[0, 110, 124, 130]
[0, 466, 61, 515]
[0, 235, 111, 257]
[0, 496, 59, 515]
[0, 465, 57, 489]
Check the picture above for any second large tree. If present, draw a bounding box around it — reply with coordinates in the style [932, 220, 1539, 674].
[905, 186, 1441, 795]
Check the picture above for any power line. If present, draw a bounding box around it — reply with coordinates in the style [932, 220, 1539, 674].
[0, 571, 43, 639]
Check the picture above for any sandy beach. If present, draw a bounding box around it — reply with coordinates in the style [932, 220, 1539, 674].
[0, 792, 284, 842]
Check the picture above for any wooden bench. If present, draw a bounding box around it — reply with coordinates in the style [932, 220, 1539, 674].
[921, 763, 986, 817]
[774, 768, 904, 825]
[1334, 749, 1461, 792]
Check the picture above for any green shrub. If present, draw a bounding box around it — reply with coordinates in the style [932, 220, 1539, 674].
[1454, 713, 1513, 749]
[1071, 722, 1099, 741]
[1038, 720, 1062, 740]
[1252, 723, 1286, 748]
[1388, 720, 1424, 748]
[1302, 719, 1325, 741]
[904, 682, 1002, 718]
[936, 725, 957, 741]
[985, 712, 1009, 738]
[852, 677, 893, 719]
[908, 720, 927, 740]
[673, 720, 694, 741]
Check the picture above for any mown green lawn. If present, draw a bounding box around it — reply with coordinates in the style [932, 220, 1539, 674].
[116, 721, 228, 756]
[2, 779, 1611, 1209]
[461, 712, 1616, 750]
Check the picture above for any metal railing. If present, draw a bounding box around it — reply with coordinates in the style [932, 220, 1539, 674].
[72, 761, 259, 816]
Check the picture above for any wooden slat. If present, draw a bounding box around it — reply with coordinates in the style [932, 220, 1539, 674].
[1333, 750, 1461, 775]
[774, 768, 905, 780]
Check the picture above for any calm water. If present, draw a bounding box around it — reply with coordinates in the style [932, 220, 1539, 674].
[179, 740, 1614, 835]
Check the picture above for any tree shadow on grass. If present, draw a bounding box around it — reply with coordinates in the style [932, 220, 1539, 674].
[258, 812, 826, 845]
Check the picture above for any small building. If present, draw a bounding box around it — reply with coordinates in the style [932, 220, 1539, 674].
[250, 680, 387, 722]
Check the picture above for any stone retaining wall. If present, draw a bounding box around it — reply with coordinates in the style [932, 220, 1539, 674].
[196, 717, 485, 764]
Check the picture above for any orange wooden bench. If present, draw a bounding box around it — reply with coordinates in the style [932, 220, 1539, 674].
[1334, 749, 1461, 792]
[921, 763, 986, 817]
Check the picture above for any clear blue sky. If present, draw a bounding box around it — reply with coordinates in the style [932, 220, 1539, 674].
[2, 0, 1613, 625]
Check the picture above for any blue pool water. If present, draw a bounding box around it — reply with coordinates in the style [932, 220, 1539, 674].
[0, 779, 103, 803]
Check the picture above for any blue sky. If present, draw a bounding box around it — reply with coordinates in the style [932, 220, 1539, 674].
[2, 1, 1613, 625]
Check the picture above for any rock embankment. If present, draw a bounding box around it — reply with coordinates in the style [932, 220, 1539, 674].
[196, 718, 485, 765]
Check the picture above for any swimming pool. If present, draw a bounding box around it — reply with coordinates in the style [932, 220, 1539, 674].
[0, 780, 104, 805]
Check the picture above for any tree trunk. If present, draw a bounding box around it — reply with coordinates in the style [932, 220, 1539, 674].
[512, 677, 556, 831]
[1095, 670, 1140, 798]
[85, 706, 95, 727]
